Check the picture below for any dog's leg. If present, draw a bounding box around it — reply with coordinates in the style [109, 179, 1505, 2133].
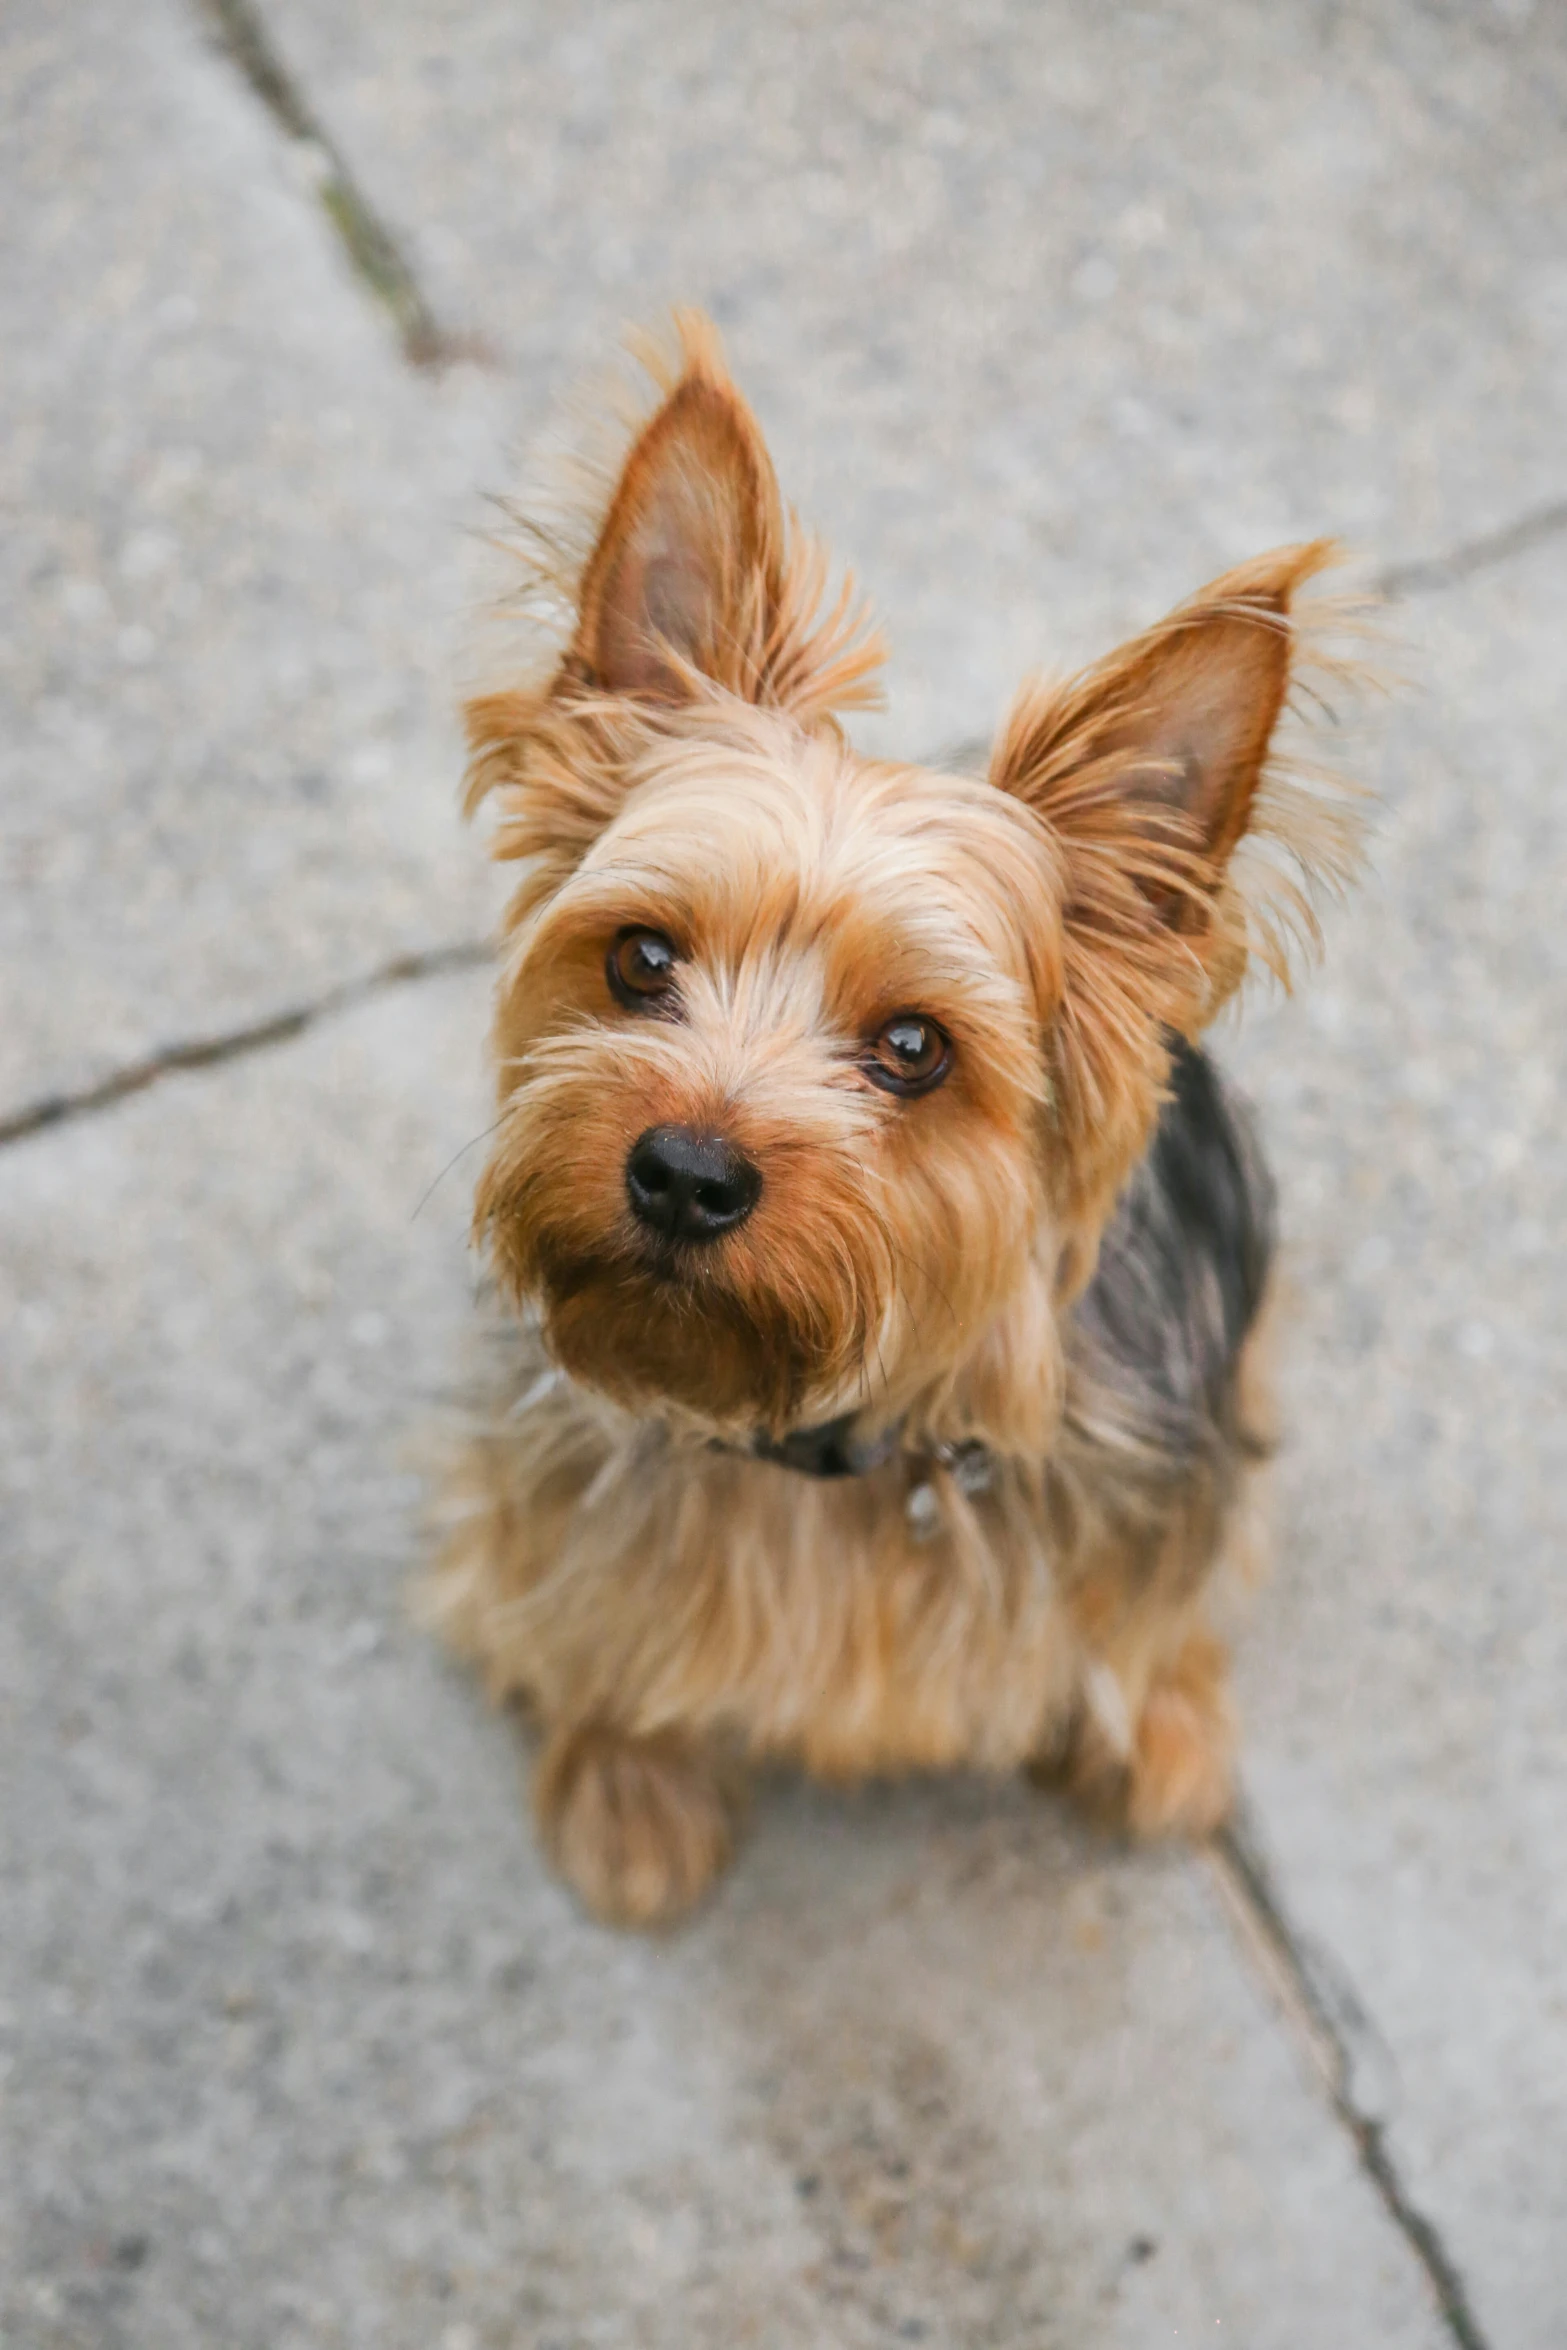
[1121, 1626, 1237, 1836]
[1059, 1621, 1237, 1839]
[534, 1722, 738, 1929]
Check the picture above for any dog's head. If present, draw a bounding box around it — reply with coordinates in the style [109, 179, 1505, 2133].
[467, 316, 1353, 1437]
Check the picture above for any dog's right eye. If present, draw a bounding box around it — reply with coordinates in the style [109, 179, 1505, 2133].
[607, 927, 680, 1010]
[864, 1012, 952, 1097]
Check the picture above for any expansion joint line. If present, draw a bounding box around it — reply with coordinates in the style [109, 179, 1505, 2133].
[1375, 497, 1567, 601]
[191, 0, 480, 369]
[1208, 1809, 1492, 2350]
[0, 941, 493, 1151]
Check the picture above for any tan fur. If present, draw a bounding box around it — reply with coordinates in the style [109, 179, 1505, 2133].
[429, 315, 1363, 1928]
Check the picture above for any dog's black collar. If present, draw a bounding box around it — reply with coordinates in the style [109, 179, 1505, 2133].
[746, 1414, 997, 1497]
[749, 1412, 905, 1480]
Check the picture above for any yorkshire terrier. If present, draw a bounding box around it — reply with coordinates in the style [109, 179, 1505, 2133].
[429, 314, 1360, 1928]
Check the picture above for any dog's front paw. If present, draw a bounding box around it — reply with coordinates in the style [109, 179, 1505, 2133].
[1124, 1631, 1236, 1838]
[534, 1724, 736, 1929]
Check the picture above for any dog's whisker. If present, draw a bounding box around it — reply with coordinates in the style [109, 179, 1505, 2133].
[411, 1120, 505, 1223]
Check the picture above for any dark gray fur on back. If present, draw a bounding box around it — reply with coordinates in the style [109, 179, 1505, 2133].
[1071, 1038, 1276, 1477]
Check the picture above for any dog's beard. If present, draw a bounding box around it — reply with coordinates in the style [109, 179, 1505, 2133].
[536, 1252, 807, 1426]
[517, 1224, 891, 1433]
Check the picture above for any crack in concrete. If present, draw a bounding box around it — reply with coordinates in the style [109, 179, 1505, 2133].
[192, 0, 483, 369]
[1376, 496, 1567, 601]
[1209, 1809, 1492, 2350]
[0, 939, 492, 1150]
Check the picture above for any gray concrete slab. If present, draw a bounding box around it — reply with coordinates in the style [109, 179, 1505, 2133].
[7, 1, 1565, 2342]
[0, 0, 502, 1123]
[1222, 534, 1567, 2348]
[255, 0, 1567, 751]
[0, 975, 1446, 2350]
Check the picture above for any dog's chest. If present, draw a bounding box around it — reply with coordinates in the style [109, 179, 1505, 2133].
[530, 1429, 1079, 1776]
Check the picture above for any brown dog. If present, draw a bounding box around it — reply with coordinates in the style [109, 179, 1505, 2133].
[429, 314, 1360, 1928]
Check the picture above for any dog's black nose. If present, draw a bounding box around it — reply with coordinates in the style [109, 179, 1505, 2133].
[626, 1125, 761, 1244]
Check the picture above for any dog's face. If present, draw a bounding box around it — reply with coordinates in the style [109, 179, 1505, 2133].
[470, 317, 1337, 1434]
[480, 714, 1058, 1429]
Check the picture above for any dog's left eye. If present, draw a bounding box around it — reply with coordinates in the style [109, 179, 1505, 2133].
[608, 927, 680, 1010]
[864, 1013, 952, 1097]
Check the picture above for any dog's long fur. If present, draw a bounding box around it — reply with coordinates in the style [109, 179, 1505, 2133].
[429, 314, 1361, 1926]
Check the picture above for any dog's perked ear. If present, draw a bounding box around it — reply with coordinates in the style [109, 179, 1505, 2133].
[565, 313, 883, 720]
[991, 544, 1350, 1204]
[462, 314, 885, 862]
[992, 544, 1338, 932]
[572, 349, 783, 704]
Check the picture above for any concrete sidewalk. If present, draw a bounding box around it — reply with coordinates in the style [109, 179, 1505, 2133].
[3, 3, 1563, 2344]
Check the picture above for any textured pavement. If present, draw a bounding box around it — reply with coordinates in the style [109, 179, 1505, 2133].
[4, 3, 1564, 2345]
